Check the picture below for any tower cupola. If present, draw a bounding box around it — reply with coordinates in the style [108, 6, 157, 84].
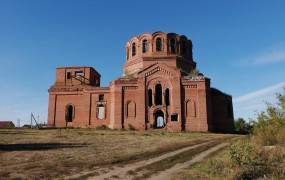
[123, 31, 196, 76]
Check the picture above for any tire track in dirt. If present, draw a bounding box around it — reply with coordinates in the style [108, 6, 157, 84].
[66, 136, 238, 180]
[87, 141, 215, 180]
[149, 142, 229, 180]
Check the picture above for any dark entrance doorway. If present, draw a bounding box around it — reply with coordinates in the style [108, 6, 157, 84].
[65, 104, 74, 122]
[154, 110, 165, 128]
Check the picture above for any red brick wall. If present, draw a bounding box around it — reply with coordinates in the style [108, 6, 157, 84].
[182, 79, 210, 132]
[47, 32, 234, 133]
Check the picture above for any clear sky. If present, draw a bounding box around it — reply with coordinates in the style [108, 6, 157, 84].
[0, 0, 284, 126]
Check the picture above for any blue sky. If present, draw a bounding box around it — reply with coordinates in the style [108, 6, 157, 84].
[0, 0, 284, 126]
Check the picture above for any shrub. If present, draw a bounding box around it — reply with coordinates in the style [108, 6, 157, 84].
[229, 139, 255, 166]
[252, 88, 285, 146]
[234, 146, 285, 179]
[252, 125, 280, 146]
[229, 138, 285, 179]
[205, 159, 227, 175]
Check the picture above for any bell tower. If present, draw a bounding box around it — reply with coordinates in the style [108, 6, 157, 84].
[123, 31, 196, 76]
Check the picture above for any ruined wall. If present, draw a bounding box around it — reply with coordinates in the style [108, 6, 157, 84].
[211, 88, 234, 132]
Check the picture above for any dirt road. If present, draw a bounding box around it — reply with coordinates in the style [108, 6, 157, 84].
[67, 136, 236, 180]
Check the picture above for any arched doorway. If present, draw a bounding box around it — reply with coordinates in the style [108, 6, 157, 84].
[154, 110, 165, 128]
[65, 104, 74, 122]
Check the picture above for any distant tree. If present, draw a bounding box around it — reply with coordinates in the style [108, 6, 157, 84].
[234, 118, 252, 134]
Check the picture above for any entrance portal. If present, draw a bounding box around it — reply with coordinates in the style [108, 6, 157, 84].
[154, 110, 165, 128]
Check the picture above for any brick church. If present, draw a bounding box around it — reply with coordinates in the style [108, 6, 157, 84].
[48, 32, 234, 132]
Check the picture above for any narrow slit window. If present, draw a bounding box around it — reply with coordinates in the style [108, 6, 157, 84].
[148, 89, 152, 107]
[132, 43, 136, 56]
[165, 88, 170, 106]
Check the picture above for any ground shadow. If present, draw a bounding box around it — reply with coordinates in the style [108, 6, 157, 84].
[0, 143, 88, 151]
[0, 131, 37, 135]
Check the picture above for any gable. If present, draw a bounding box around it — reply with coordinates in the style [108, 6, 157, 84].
[137, 63, 180, 78]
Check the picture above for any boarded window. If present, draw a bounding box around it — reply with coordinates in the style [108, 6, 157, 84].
[97, 104, 105, 120]
[186, 100, 196, 117]
[127, 101, 136, 117]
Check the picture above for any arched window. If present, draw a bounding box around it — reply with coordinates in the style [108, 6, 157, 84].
[142, 39, 148, 53]
[165, 88, 170, 106]
[156, 38, 162, 51]
[155, 84, 162, 105]
[148, 89, 152, 107]
[126, 101, 136, 117]
[65, 104, 74, 122]
[132, 43, 136, 56]
[186, 100, 196, 117]
[170, 38, 176, 53]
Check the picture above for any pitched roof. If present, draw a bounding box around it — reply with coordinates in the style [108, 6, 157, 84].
[0, 121, 15, 128]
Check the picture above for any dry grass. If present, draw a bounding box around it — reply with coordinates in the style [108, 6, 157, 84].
[174, 138, 285, 180]
[0, 128, 232, 179]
